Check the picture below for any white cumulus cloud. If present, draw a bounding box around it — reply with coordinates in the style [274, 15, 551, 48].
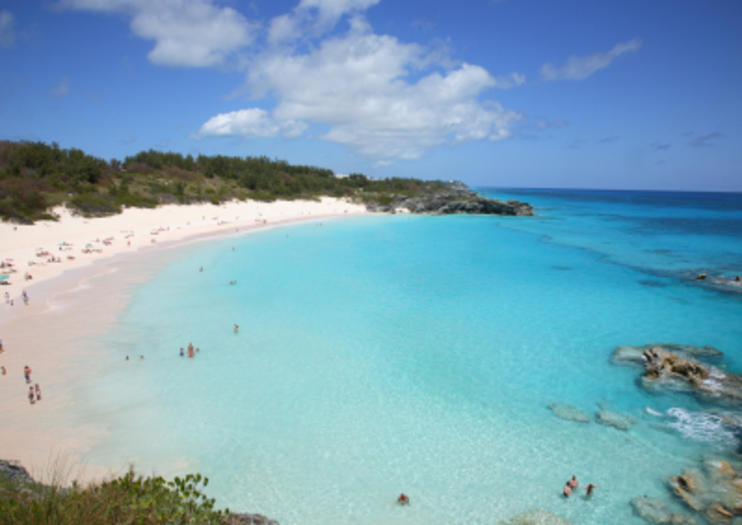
[198, 108, 306, 138]
[0, 10, 14, 48]
[202, 23, 522, 161]
[541, 38, 642, 81]
[59, 0, 255, 67]
[268, 0, 379, 45]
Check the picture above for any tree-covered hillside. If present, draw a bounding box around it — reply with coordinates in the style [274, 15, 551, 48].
[0, 141, 451, 223]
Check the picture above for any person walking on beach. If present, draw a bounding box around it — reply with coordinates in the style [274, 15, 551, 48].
[22, 290, 29, 305]
[28, 386, 35, 405]
[23, 365, 31, 383]
[1, 365, 6, 375]
[34, 383, 41, 402]
[585, 483, 596, 497]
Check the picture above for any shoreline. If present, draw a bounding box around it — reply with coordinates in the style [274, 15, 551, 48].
[0, 198, 369, 484]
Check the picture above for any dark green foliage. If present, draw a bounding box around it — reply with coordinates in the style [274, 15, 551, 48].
[69, 193, 122, 216]
[0, 140, 452, 223]
[0, 468, 231, 525]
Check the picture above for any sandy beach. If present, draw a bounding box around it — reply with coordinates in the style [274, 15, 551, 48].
[0, 197, 368, 483]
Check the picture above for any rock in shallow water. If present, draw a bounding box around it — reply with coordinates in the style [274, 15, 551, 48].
[595, 409, 636, 430]
[613, 344, 742, 406]
[631, 496, 697, 524]
[497, 509, 574, 525]
[665, 458, 742, 524]
[612, 344, 723, 367]
[547, 403, 591, 423]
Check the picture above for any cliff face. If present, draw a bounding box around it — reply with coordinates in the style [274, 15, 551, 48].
[365, 184, 534, 216]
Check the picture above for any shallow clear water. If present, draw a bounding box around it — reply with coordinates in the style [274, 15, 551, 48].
[77, 189, 742, 524]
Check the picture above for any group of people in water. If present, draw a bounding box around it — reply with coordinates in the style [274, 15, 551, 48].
[395, 476, 596, 509]
[563, 475, 596, 498]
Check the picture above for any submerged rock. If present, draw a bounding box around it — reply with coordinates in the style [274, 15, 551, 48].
[497, 509, 574, 525]
[596, 409, 636, 430]
[631, 496, 698, 524]
[548, 403, 591, 423]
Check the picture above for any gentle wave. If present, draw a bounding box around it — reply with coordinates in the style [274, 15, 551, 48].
[666, 407, 739, 446]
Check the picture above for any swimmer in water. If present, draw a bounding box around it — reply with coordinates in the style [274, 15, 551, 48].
[397, 493, 410, 505]
[568, 475, 578, 489]
[585, 483, 596, 497]
[563, 483, 572, 498]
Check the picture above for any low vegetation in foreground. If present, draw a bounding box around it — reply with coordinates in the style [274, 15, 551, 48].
[0, 461, 274, 525]
[0, 140, 456, 224]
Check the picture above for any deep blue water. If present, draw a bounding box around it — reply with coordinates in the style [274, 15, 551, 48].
[75, 188, 742, 525]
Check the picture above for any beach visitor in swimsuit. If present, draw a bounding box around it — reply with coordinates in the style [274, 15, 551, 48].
[568, 475, 578, 489]
[563, 483, 572, 497]
[23, 365, 31, 383]
[585, 483, 596, 497]
[397, 494, 410, 505]
[28, 386, 35, 404]
[35, 383, 41, 401]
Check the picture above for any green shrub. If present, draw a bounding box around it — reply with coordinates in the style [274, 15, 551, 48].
[68, 193, 121, 216]
[0, 469, 230, 525]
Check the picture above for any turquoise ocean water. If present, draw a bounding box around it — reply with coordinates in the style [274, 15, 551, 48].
[75, 189, 742, 524]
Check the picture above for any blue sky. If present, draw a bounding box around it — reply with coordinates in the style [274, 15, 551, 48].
[1, 0, 740, 191]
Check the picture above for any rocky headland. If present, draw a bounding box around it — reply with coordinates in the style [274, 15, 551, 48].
[364, 182, 534, 216]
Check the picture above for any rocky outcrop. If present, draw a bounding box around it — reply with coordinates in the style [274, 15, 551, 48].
[0, 460, 35, 486]
[613, 344, 723, 366]
[613, 345, 742, 405]
[689, 272, 742, 293]
[668, 458, 742, 524]
[497, 509, 574, 525]
[365, 183, 534, 216]
[227, 514, 280, 525]
[548, 402, 591, 423]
